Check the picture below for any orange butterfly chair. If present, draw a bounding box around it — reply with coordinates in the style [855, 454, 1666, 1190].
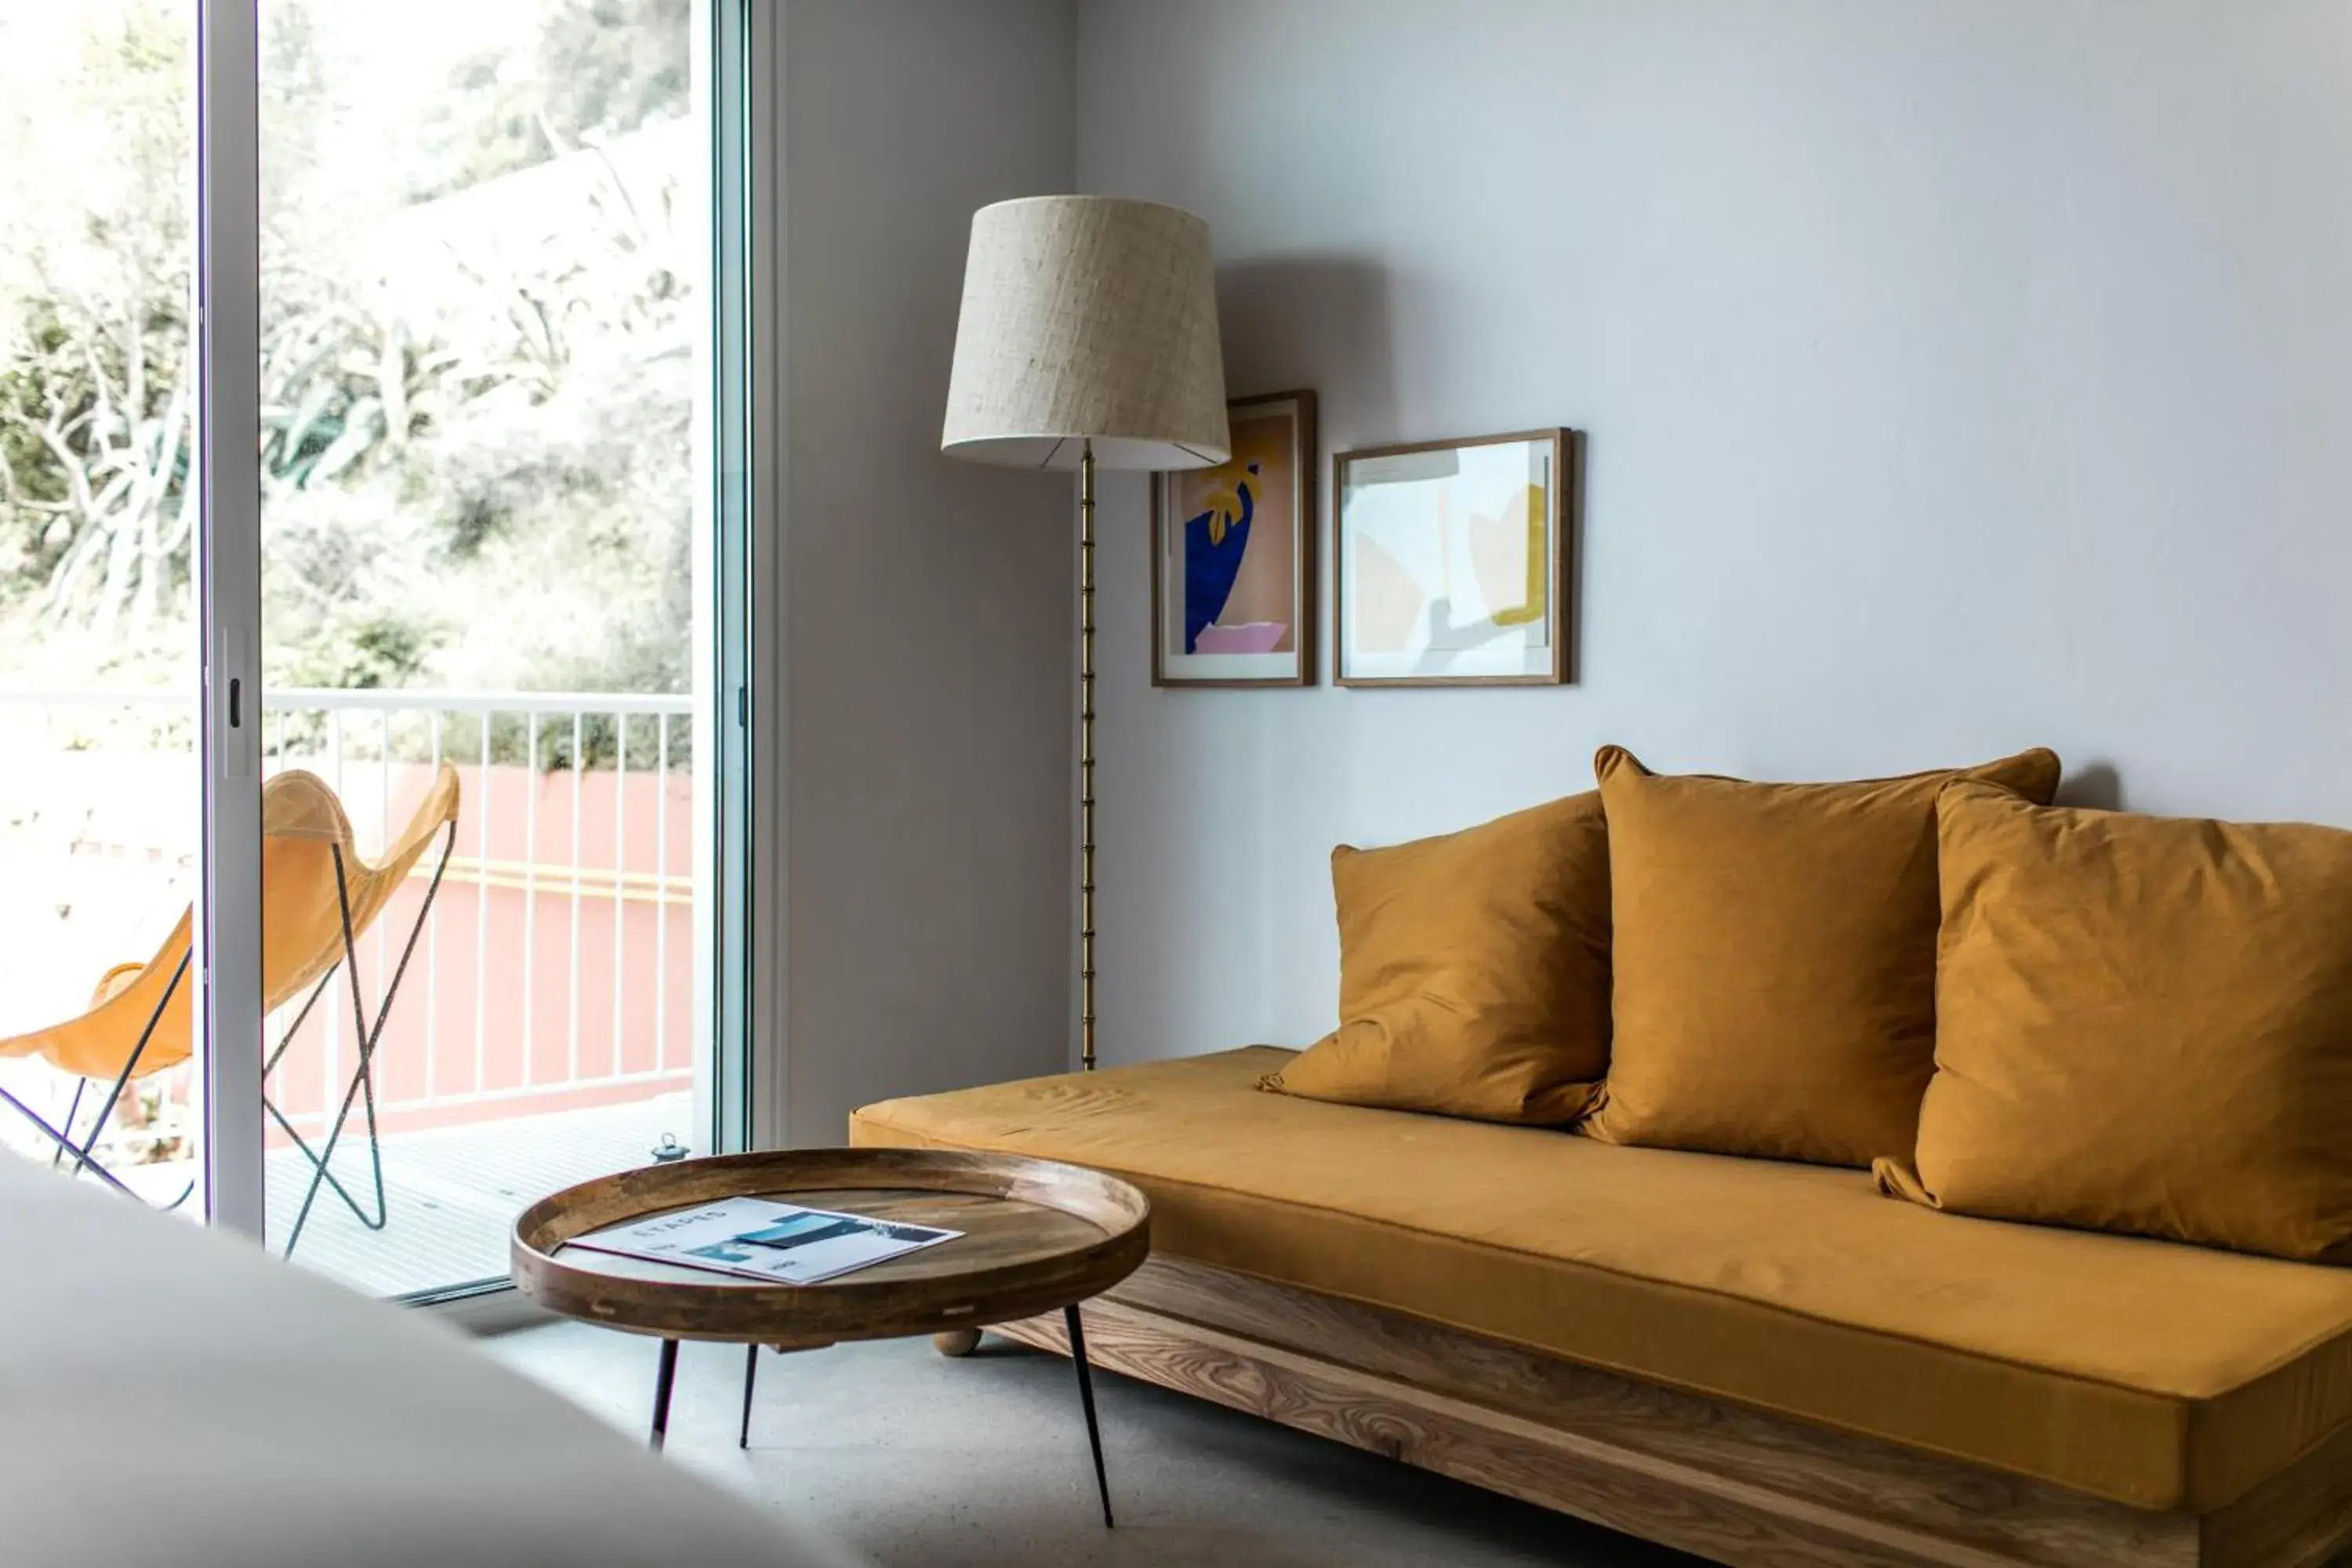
[0, 764, 461, 1257]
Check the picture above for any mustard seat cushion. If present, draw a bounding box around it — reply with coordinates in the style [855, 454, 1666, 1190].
[855, 1048, 2352, 1513]
[1581, 744, 2062, 1167]
[856, 1047, 2352, 1512]
[1261, 791, 1610, 1124]
[1876, 782, 2352, 1263]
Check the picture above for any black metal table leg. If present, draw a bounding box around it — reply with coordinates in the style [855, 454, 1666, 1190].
[1065, 1304, 1113, 1527]
[650, 1338, 681, 1450]
[739, 1345, 760, 1449]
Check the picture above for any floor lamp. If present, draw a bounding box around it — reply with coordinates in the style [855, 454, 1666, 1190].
[941, 196, 1230, 1072]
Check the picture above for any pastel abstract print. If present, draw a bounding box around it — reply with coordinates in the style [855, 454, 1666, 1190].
[1337, 431, 1565, 684]
[1156, 399, 1310, 684]
[1180, 414, 1295, 654]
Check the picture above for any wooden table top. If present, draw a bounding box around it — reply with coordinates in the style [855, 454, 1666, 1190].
[510, 1146, 1151, 1348]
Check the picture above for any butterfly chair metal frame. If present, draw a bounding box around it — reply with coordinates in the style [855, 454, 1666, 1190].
[0, 824, 457, 1258]
[0, 953, 194, 1208]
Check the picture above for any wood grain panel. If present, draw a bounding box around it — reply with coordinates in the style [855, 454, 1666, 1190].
[1099, 1257, 2189, 1568]
[1000, 1305, 1976, 1567]
[987, 1259, 2228, 1568]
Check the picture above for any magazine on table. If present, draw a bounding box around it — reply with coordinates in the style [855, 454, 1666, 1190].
[568, 1196, 961, 1286]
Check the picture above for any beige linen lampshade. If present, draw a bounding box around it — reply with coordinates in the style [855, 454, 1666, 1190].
[942, 195, 1230, 472]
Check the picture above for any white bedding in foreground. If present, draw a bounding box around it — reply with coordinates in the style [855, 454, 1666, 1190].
[0, 1152, 863, 1568]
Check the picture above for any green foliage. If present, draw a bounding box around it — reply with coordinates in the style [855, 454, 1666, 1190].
[416, 0, 691, 201]
[0, 0, 698, 742]
[540, 0, 694, 143]
[0, 0, 195, 641]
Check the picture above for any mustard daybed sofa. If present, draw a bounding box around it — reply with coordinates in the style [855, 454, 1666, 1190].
[854, 1048, 2352, 1568]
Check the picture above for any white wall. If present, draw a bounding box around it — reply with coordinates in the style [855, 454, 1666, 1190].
[779, 0, 1077, 1142]
[1076, 0, 2352, 1065]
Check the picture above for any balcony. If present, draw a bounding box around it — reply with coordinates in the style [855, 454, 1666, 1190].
[0, 684, 703, 1298]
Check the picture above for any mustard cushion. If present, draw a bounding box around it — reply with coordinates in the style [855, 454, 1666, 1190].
[1581, 745, 2062, 1167]
[1877, 782, 2352, 1264]
[1263, 792, 1609, 1124]
[852, 1047, 2352, 1512]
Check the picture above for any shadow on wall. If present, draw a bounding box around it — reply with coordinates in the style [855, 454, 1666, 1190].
[1564, 427, 1589, 685]
[2056, 761, 2122, 812]
[1214, 254, 1398, 435]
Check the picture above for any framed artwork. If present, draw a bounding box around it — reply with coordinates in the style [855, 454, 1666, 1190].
[1152, 390, 1317, 688]
[1334, 428, 1573, 687]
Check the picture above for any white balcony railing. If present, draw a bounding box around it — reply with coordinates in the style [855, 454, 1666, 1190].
[0, 685, 697, 1154]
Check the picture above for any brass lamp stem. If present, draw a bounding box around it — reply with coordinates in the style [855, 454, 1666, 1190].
[1079, 440, 1097, 1072]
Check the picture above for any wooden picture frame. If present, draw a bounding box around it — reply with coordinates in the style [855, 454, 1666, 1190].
[1334, 428, 1573, 688]
[1151, 390, 1318, 688]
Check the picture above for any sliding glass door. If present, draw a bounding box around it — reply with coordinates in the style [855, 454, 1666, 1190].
[0, 2, 209, 1214]
[0, 0, 757, 1303]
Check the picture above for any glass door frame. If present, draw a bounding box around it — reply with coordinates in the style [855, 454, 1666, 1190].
[191, 0, 771, 1260]
[708, 0, 775, 1161]
[196, 0, 265, 1240]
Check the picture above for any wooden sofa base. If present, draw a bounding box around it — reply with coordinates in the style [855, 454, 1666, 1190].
[986, 1258, 2352, 1568]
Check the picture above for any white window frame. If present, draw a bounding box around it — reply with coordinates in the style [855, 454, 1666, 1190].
[196, 0, 265, 1239]
[188, 0, 775, 1258]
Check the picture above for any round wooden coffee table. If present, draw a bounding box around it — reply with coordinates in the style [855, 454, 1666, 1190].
[511, 1146, 1150, 1523]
